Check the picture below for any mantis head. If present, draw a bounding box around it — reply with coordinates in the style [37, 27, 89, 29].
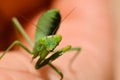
[40, 35, 62, 51]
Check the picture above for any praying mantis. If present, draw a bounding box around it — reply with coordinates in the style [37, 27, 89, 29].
[0, 9, 81, 80]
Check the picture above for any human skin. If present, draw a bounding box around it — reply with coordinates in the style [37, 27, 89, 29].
[0, 0, 113, 80]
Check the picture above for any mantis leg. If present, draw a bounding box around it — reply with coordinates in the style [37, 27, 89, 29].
[0, 40, 32, 60]
[48, 62, 63, 80]
[68, 47, 81, 67]
[35, 45, 72, 69]
[35, 45, 79, 80]
[50, 47, 81, 79]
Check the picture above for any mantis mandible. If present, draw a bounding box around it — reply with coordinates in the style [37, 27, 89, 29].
[0, 9, 81, 80]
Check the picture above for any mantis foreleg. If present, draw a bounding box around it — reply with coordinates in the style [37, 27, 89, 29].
[35, 45, 80, 80]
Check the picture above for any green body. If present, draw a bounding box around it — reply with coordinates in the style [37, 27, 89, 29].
[32, 10, 62, 69]
[0, 9, 81, 80]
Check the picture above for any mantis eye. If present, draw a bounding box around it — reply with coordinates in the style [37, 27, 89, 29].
[40, 35, 62, 51]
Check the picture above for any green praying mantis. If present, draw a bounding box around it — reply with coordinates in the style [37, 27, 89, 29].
[0, 9, 81, 80]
